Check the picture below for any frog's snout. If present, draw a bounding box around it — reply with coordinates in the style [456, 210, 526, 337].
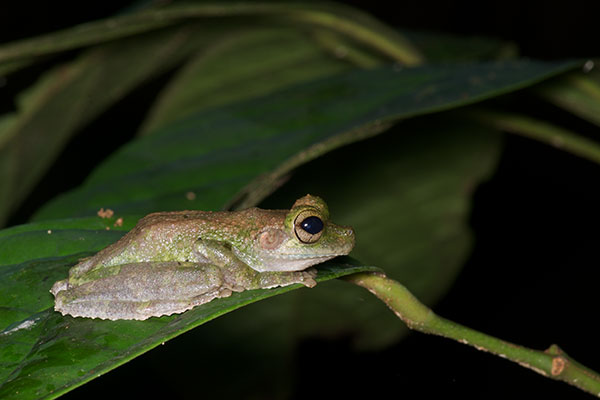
[324, 224, 355, 254]
[341, 225, 355, 238]
[341, 225, 356, 252]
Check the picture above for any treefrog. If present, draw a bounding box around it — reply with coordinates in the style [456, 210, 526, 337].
[51, 195, 355, 320]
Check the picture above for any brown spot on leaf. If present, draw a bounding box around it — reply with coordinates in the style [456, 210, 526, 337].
[97, 208, 114, 219]
[186, 192, 196, 201]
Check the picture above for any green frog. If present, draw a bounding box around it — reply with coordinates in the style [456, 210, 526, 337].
[51, 195, 355, 320]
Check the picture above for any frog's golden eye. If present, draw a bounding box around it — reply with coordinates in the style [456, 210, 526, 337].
[294, 210, 324, 244]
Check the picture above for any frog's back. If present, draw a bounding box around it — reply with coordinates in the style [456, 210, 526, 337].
[69, 207, 282, 278]
[70, 210, 220, 278]
[133, 210, 215, 229]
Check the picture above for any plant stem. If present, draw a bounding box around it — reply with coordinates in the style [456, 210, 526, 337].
[343, 272, 600, 397]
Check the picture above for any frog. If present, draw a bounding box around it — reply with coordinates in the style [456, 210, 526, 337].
[50, 195, 355, 320]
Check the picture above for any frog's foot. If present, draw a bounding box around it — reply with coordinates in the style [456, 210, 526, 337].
[255, 267, 318, 289]
[50, 279, 68, 296]
[300, 267, 318, 287]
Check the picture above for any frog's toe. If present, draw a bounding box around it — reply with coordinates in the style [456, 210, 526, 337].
[300, 269, 317, 288]
[50, 279, 68, 296]
[304, 267, 317, 278]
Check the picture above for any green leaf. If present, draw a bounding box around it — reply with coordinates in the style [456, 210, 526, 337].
[139, 27, 354, 135]
[0, 24, 217, 226]
[535, 65, 600, 127]
[0, 59, 33, 78]
[0, 216, 139, 267]
[463, 107, 600, 165]
[34, 60, 579, 222]
[0, 218, 376, 399]
[0, 2, 422, 66]
[402, 30, 518, 62]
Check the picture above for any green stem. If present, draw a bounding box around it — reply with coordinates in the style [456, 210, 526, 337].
[343, 272, 600, 397]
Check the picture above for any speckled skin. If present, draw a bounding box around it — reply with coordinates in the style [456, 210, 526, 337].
[51, 195, 355, 320]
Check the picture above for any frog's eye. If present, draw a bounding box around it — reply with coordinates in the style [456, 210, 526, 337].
[294, 211, 324, 244]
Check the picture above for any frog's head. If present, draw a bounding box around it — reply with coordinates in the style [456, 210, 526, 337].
[234, 195, 355, 272]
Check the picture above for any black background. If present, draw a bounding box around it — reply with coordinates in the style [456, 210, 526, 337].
[2, 1, 600, 399]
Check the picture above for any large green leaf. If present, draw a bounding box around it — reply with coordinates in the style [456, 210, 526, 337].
[0, 216, 375, 399]
[34, 60, 579, 221]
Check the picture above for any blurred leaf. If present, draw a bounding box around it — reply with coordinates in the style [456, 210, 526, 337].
[403, 30, 519, 62]
[310, 27, 388, 68]
[0, 216, 376, 399]
[34, 60, 579, 221]
[0, 59, 33, 77]
[464, 108, 600, 164]
[535, 64, 600, 127]
[140, 27, 354, 135]
[0, 24, 218, 226]
[0, 2, 422, 68]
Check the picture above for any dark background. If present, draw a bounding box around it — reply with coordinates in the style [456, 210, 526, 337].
[2, 1, 600, 399]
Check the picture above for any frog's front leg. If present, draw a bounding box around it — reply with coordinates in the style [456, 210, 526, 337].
[196, 239, 318, 291]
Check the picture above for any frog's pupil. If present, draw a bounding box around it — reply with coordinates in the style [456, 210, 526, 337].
[301, 216, 323, 235]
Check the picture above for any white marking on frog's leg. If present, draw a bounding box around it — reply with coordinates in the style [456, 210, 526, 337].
[1, 318, 38, 336]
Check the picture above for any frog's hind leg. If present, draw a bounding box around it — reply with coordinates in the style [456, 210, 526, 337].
[54, 295, 202, 320]
[53, 261, 233, 320]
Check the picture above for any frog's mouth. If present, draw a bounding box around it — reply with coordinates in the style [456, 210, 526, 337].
[254, 253, 341, 272]
[278, 253, 343, 259]
[233, 238, 353, 272]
